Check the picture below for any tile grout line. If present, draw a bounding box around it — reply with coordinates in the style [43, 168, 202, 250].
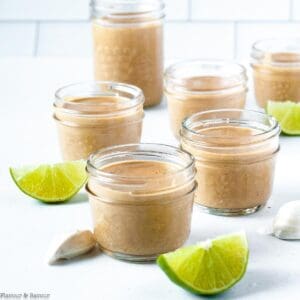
[0, 19, 298, 24]
[33, 21, 40, 57]
[289, 0, 294, 21]
[233, 22, 238, 60]
[188, 0, 192, 21]
[0, 19, 89, 23]
[166, 19, 298, 24]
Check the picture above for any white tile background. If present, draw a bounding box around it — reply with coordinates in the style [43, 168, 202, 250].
[0, 0, 299, 60]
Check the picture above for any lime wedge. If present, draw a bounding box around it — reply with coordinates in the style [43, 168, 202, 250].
[157, 232, 249, 295]
[10, 160, 87, 203]
[267, 101, 300, 135]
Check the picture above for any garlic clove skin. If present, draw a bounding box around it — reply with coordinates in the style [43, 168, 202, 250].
[273, 201, 300, 240]
[48, 230, 97, 265]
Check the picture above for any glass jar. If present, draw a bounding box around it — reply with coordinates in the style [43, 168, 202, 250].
[53, 81, 144, 161]
[86, 143, 197, 261]
[91, 0, 165, 107]
[251, 38, 300, 107]
[181, 109, 280, 216]
[164, 60, 247, 138]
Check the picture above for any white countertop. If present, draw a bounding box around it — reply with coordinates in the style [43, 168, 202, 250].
[1, 58, 300, 300]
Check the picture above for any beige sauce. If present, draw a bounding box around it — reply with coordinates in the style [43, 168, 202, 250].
[92, 19, 163, 107]
[88, 160, 194, 258]
[54, 96, 143, 160]
[252, 52, 300, 107]
[166, 76, 246, 138]
[181, 126, 278, 210]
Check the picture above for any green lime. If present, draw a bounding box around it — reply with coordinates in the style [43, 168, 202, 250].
[10, 160, 87, 203]
[157, 232, 249, 296]
[267, 100, 300, 135]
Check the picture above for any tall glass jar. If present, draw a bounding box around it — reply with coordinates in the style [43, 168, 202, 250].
[164, 60, 247, 138]
[251, 38, 300, 107]
[181, 109, 280, 216]
[53, 81, 144, 161]
[91, 0, 165, 107]
[86, 143, 197, 261]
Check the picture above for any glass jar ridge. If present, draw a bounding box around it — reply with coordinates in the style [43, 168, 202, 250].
[251, 38, 300, 66]
[87, 143, 196, 195]
[165, 59, 247, 94]
[90, 0, 165, 22]
[54, 81, 144, 120]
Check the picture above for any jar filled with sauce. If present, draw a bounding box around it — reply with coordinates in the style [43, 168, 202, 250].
[53, 81, 144, 160]
[181, 109, 280, 216]
[164, 60, 247, 138]
[91, 0, 165, 107]
[86, 143, 197, 261]
[251, 38, 300, 107]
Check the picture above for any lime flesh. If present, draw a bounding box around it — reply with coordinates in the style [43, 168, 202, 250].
[10, 160, 87, 203]
[157, 232, 249, 295]
[267, 101, 300, 135]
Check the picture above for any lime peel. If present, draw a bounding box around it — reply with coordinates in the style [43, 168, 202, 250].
[157, 231, 249, 296]
[10, 160, 87, 203]
[267, 100, 300, 135]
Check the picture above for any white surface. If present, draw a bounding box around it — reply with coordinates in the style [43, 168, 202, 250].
[38, 22, 92, 57]
[164, 0, 189, 20]
[2, 20, 300, 60]
[0, 0, 293, 21]
[0, 0, 189, 21]
[191, 0, 290, 21]
[0, 23, 36, 56]
[292, 0, 300, 20]
[236, 22, 300, 60]
[0, 0, 297, 59]
[1, 58, 300, 300]
[0, 0, 89, 20]
[165, 22, 234, 60]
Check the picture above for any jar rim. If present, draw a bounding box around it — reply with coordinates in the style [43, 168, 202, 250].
[164, 59, 247, 94]
[87, 143, 195, 182]
[251, 38, 300, 66]
[54, 81, 144, 117]
[181, 108, 280, 145]
[91, 0, 165, 21]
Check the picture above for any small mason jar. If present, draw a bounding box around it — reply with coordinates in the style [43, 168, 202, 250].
[53, 81, 144, 161]
[251, 38, 300, 108]
[86, 143, 197, 261]
[91, 0, 165, 107]
[181, 109, 280, 216]
[164, 60, 247, 138]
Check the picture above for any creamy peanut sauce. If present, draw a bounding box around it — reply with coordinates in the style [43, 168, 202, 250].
[181, 126, 277, 210]
[54, 96, 143, 160]
[166, 76, 246, 138]
[93, 19, 163, 107]
[88, 160, 194, 258]
[252, 52, 300, 107]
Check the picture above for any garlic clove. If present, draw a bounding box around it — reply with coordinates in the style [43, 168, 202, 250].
[48, 230, 97, 265]
[273, 201, 300, 240]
